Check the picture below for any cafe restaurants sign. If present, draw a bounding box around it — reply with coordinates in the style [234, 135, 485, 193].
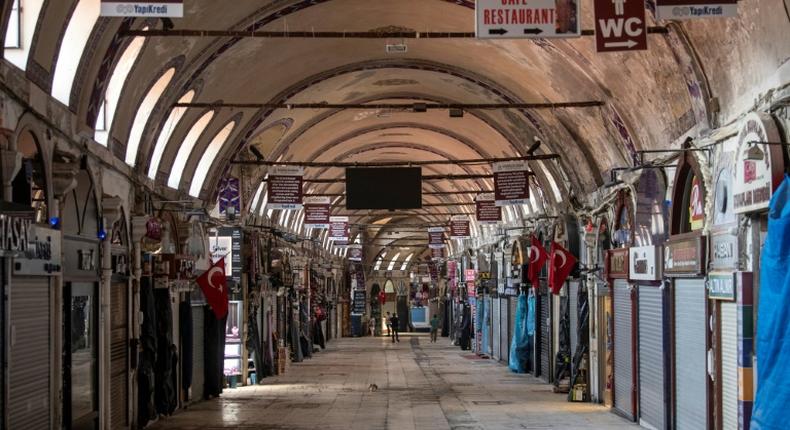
[733, 112, 784, 214]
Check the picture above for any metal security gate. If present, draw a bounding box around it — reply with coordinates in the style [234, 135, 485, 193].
[500, 297, 509, 362]
[674, 279, 708, 430]
[492, 298, 501, 361]
[8, 276, 51, 429]
[569, 281, 580, 364]
[613, 279, 634, 420]
[110, 280, 129, 428]
[721, 302, 738, 430]
[540, 292, 551, 381]
[191, 305, 205, 401]
[639, 285, 666, 430]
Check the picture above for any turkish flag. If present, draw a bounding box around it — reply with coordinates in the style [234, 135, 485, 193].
[196, 256, 229, 319]
[548, 242, 577, 295]
[527, 236, 548, 287]
[378, 290, 386, 305]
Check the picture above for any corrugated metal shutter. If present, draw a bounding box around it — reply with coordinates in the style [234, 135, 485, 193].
[500, 298, 509, 362]
[674, 279, 707, 430]
[110, 281, 129, 428]
[614, 279, 634, 420]
[191, 305, 205, 401]
[721, 301, 738, 430]
[541, 292, 551, 381]
[8, 276, 50, 429]
[639, 285, 666, 430]
[569, 281, 579, 364]
[492, 298, 500, 360]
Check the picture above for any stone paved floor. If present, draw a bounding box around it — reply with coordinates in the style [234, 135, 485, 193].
[151, 333, 637, 429]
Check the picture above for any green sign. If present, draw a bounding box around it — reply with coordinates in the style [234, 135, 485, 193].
[707, 272, 736, 301]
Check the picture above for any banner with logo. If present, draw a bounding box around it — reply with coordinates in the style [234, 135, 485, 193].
[655, 1, 737, 20]
[267, 166, 304, 210]
[329, 216, 349, 242]
[101, 0, 183, 17]
[428, 227, 445, 249]
[475, 193, 501, 224]
[218, 176, 240, 215]
[450, 215, 471, 239]
[348, 244, 363, 262]
[493, 161, 530, 206]
[304, 196, 331, 228]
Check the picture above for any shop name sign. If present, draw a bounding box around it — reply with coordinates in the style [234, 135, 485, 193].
[475, 0, 581, 39]
[664, 235, 706, 276]
[101, 1, 183, 17]
[493, 161, 530, 206]
[267, 166, 304, 210]
[13, 225, 62, 276]
[0, 214, 31, 255]
[655, 1, 738, 20]
[710, 231, 738, 271]
[629, 245, 662, 281]
[733, 112, 784, 214]
[607, 248, 629, 278]
[707, 272, 736, 301]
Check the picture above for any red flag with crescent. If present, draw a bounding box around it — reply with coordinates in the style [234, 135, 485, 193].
[196, 256, 229, 319]
[527, 236, 548, 287]
[548, 242, 577, 295]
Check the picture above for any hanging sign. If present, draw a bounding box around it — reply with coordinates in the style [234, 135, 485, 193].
[475, 0, 581, 39]
[348, 245, 363, 262]
[494, 161, 530, 206]
[100, 0, 183, 17]
[352, 290, 366, 315]
[450, 215, 471, 239]
[476, 193, 502, 224]
[304, 196, 331, 229]
[266, 166, 304, 210]
[655, 0, 738, 20]
[431, 247, 445, 260]
[428, 227, 445, 249]
[218, 176, 241, 215]
[210, 227, 242, 283]
[707, 272, 736, 301]
[733, 112, 784, 214]
[328, 216, 349, 242]
[594, 0, 647, 52]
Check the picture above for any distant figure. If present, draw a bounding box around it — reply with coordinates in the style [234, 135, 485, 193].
[385, 312, 392, 336]
[430, 314, 440, 343]
[368, 317, 376, 336]
[390, 314, 400, 343]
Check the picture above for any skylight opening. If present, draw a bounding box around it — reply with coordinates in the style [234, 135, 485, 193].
[374, 252, 387, 271]
[249, 182, 265, 213]
[149, 90, 196, 178]
[387, 252, 401, 271]
[52, 0, 100, 104]
[124, 68, 176, 166]
[167, 110, 215, 189]
[188, 119, 236, 196]
[400, 253, 414, 271]
[4, 0, 45, 70]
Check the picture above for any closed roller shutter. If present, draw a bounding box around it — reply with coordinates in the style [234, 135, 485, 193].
[110, 281, 129, 428]
[493, 298, 500, 361]
[540, 292, 551, 381]
[674, 279, 708, 430]
[721, 301, 738, 430]
[569, 281, 579, 365]
[8, 276, 50, 430]
[500, 298, 509, 362]
[614, 279, 634, 420]
[191, 305, 205, 401]
[639, 285, 666, 430]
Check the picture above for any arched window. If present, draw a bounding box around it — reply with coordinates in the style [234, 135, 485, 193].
[188, 119, 236, 196]
[166, 110, 214, 188]
[124, 68, 175, 166]
[387, 252, 401, 271]
[51, 0, 100, 104]
[248, 182, 265, 213]
[94, 30, 147, 145]
[400, 253, 414, 271]
[4, 0, 45, 70]
[149, 90, 195, 178]
[374, 252, 387, 271]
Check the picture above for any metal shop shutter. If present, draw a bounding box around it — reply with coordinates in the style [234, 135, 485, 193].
[639, 285, 666, 430]
[110, 281, 129, 428]
[493, 298, 501, 361]
[721, 301, 738, 430]
[569, 281, 579, 362]
[540, 292, 551, 381]
[500, 298, 509, 362]
[191, 305, 205, 401]
[674, 278, 707, 430]
[613, 279, 634, 420]
[8, 276, 51, 429]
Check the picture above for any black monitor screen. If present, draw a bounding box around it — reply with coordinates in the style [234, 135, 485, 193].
[345, 167, 422, 210]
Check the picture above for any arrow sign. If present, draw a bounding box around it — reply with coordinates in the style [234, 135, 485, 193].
[593, 0, 647, 52]
[475, 0, 581, 40]
[488, 28, 508, 36]
[523, 28, 543, 35]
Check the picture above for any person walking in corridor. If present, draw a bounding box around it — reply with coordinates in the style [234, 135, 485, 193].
[430, 314, 440, 343]
[390, 313, 400, 343]
[385, 312, 392, 337]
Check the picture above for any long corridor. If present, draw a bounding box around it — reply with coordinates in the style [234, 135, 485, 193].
[151, 334, 635, 430]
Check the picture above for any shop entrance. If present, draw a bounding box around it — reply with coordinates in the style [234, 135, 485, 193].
[64, 281, 99, 429]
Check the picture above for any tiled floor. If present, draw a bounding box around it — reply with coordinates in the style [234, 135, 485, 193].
[150, 334, 637, 429]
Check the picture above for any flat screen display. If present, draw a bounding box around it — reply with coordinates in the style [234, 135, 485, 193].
[345, 167, 422, 210]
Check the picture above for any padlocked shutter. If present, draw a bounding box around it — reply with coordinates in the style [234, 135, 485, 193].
[613, 279, 634, 420]
[492, 298, 500, 360]
[721, 301, 738, 430]
[500, 297, 509, 362]
[674, 279, 708, 430]
[569, 281, 580, 363]
[540, 292, 551, 381]
[191, 305, 205, 401]
[639, 285, 666, 430]
[110, 280, 129, 428]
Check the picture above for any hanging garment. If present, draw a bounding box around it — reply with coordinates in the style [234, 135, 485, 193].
[154, 289, 177, 415]
[459, 305, 472, 350]
[137, 277, 157, 427]
[509, 292, 530, 373]
[554, 296, 571, 385]
[314, 319, 326, 350]
[753, 175, 790, 430]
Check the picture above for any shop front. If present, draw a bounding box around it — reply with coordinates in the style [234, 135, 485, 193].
[607, 247, 635, 421]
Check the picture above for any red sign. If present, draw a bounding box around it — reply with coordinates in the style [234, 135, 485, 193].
[328, 216, 349, 242]
[476, 193, 502, 224]
[450, 216, 470, 239]
[689, 176, 705, 231]
[493, 161, 529, 206]
[304, 196, 330, 228]
[428, 227, 445, 249]
[594, 0, 647, 52]
[267, 166, 304, 210]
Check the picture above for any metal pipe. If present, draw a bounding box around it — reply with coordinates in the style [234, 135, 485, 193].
[233, 154, 558, 166]
[177, 101, 603, 110]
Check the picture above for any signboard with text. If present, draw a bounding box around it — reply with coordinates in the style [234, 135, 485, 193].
[708, 272, 736, 301]
[494, 161, 530, 206]
[348, 245, 363, 262]
[101, 0, 183, 17]
[428, 227, 445, 249]
[594, 0, 647, 52]
[304, 196, 331, 229]
[329, 216, 349, 242]
[476, 193, 502, 224]
[475, 0, 581, 39]
[733, 112, 784, 214]
[655, 1, 738, 20]
[267, 166, 304, 210]
[450, 215, 471, 239]
[664, 234, 707, 276]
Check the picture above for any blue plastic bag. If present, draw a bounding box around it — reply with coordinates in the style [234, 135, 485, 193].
[753, 174, 790, 430]
[509, 292, 530, 373]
